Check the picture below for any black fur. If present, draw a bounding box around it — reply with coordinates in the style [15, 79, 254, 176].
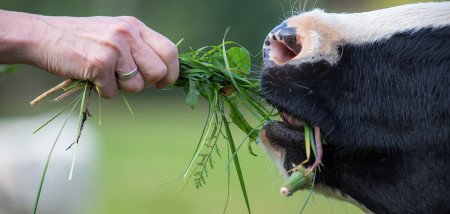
[262, 27, 450, 213]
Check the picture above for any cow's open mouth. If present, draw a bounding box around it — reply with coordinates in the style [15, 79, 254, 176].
[260, 110, 308, 178]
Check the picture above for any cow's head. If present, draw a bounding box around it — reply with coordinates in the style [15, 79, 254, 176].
[260, 2, 450, 213]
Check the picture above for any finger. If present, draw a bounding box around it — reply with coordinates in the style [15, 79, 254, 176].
[154, 43, 179, 90]
[141, 30, 179, 89]
[122, 17, 179, 89]
[95, 73, 118, 99]
[130, 40, 168, 87]
[89, 55, 119, 99]
[115, 47, 145, 93]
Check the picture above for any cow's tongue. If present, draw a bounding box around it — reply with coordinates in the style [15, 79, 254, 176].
[280, 112, 304, 128]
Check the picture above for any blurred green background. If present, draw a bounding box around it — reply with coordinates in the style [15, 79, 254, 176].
[0, 0, 436, 213]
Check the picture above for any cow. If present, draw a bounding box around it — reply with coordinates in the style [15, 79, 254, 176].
[259, 2, 450, 213]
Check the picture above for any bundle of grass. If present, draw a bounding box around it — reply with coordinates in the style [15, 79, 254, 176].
[30, 30, 274, 214]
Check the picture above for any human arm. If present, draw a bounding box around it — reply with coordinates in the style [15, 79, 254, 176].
[0, 10, 179, 98]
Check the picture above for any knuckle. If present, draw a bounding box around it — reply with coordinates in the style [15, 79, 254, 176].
[101, 18, 139, 50]
[120, 16, 140, 25]
[102, 93, 114, 99]
[101, 88, 117, 99]
[127, 83, 143, 93]
[152, 66, 168, 80]
[143, 65, 167, 82]
[111, 21, 134, 37]
[161, 42, 178, 60]
[168, 69, 180, 84]
[97, 33, 122, 53]
[121, 79, 144, 93]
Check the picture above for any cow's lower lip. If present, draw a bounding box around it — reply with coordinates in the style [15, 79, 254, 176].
[261, 120, 305, 149]
[261, 110, 306, 151]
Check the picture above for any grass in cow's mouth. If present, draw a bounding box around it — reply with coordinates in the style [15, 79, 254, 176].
[278, 112, 324, 204]
[280, 124, 323, 213]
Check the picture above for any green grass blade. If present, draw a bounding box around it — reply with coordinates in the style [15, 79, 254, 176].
[69, 141, 78, 180]
[119, 90, 134, 116]
[176, 38, 184, 47]
[181, 110, 223, 188]
[33, 93, 83, 134]
[161, 105, 212, 186]
[33, 93, 83, 214]
[76, 84, 88, 139]
[299, 170, 317, 214]
[69, 83, 88, 180]
[223, 101, 275, 168]
[220, 30, 267, 120]
[222, 134, 231, 214]
[231, 95, 261, 122]
[168, 90, 219, 184]
[221, 28, 241, 95]
[236, 93, 267, 119]
[224, 126, 262, 170]
[309, 126, 318, 159]
[304, 125, 311, 163]
[62, 80, 83, 90]
[223, 114, 251, 214]
[183, 94, 218, 180]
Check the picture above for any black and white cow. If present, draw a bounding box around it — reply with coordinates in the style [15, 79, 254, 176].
[260, 2, 449, 214]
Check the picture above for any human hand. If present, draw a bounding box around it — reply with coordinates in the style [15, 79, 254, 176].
[0, 11, 179, 98]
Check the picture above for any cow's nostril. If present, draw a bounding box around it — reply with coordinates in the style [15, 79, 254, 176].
[278, 27, 302, 55]
[264, 26, 302, 65]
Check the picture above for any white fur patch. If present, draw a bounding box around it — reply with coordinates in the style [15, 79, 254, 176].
[278, 2, 450, 65]
[307, 30, 321, 55]
[260, 141, 288, 179]
[308, 2, 450, 44]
